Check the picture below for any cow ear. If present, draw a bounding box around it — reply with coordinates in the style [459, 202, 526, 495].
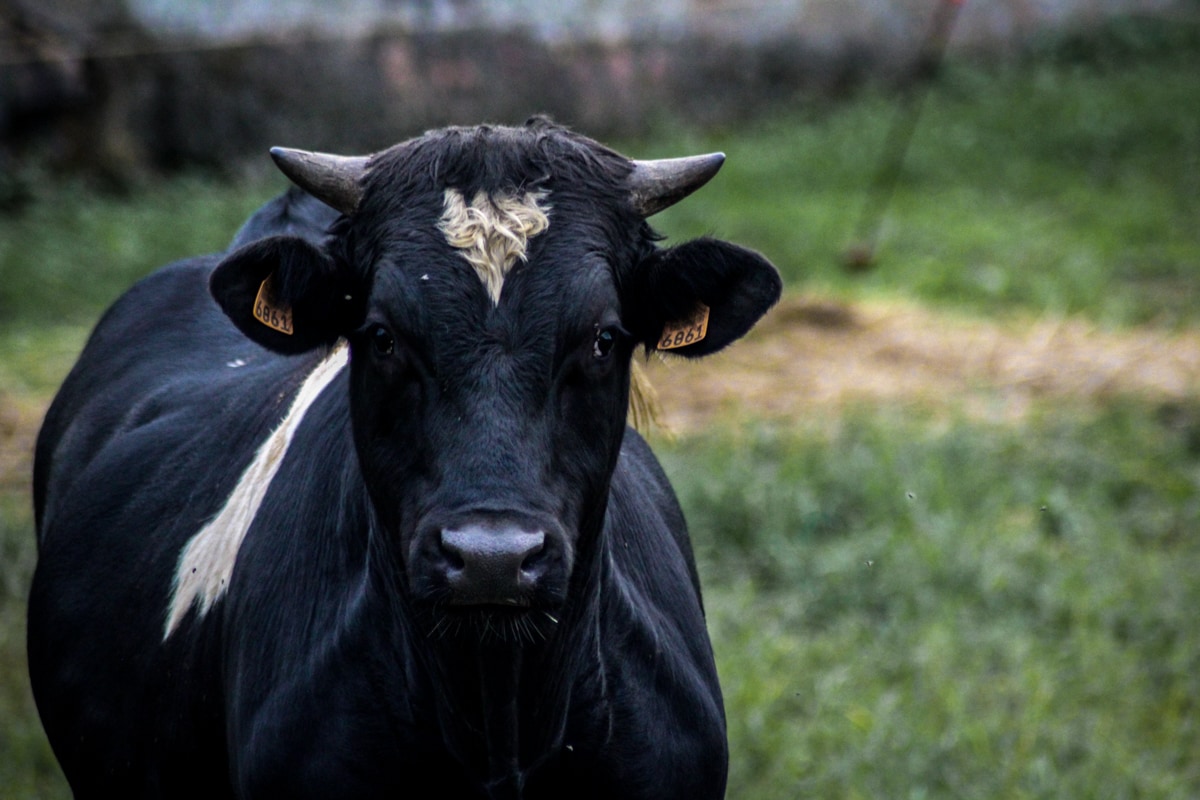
[633, 237, 782, 357]
[210, 236, 365, 354]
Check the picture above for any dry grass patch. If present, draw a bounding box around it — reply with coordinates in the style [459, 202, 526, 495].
[645, 296, 1200, 431]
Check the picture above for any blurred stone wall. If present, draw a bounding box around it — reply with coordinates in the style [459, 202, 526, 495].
[0, 0, 1192, 181]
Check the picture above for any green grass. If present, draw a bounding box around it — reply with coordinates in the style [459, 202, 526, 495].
[0, 174, 281, 328]
[0, 496, 64, 797]
[646, 29, 1200, 327]
[659, 403, 1200, 798]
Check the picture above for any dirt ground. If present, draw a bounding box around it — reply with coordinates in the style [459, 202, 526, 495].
[641, 296, 1200, 433]
[4, 298, 1200, 496]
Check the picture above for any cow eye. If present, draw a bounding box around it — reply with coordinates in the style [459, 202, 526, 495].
[369, 324, 395, 357]
[592, 328, 616, 360]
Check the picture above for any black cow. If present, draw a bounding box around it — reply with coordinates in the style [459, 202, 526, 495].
[29, 118, 781, 799]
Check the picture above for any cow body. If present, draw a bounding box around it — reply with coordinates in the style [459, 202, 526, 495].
[29, 120, 780, 799]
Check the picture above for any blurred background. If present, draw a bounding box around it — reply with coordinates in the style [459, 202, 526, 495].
[2, 0, 1199, 797]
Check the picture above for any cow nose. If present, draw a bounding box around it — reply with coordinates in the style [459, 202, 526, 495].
[439, 525, 546, 606]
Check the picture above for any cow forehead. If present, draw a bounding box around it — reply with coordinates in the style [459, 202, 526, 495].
[437, 188, 550, 305]
[359, 123, 636, 304]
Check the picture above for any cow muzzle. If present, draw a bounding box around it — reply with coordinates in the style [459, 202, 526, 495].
[412, 516, 568, 609]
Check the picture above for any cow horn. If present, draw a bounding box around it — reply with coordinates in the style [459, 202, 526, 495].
[627, 152, 726, 218]
[269, 147, 370, 215]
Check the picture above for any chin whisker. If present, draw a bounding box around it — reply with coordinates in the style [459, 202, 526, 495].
[428, 614, 449, 641]
[421, 605, 560, 645]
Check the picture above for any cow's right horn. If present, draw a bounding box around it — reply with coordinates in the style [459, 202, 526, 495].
[270, 147, 369, 216]
[627, 153, 726, 218]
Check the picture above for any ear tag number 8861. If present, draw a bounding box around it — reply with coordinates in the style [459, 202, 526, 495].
[658, 304, 709, 350]
[253, 276, 294, 336]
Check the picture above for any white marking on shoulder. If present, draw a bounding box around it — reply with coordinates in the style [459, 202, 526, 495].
[438, 188, 550, 304]
[163, 341, 349, 639]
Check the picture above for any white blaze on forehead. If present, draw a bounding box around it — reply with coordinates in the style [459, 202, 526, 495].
[438, 188, 550, 304]
[163, 341, 349, 640]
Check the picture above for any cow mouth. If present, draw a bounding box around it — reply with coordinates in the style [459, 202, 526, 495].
[424, 602, 559, 644]
[447, 594, 533, 609]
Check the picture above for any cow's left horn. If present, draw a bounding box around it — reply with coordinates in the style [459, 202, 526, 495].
[269, 147, 370, 215]
[627, 153, 726, 218]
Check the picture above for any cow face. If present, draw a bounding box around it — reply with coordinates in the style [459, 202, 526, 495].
[210, 120, 781, 637]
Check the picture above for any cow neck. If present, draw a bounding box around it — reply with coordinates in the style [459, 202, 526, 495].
[478, 644, 524, 799]
[369, 509, 610, 797]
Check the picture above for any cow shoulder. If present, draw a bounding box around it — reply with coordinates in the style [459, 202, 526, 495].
[34, 257, 231, 527]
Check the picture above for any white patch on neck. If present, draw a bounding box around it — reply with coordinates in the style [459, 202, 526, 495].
[438, 188, 550, 304]
[163, 341, 350, 639]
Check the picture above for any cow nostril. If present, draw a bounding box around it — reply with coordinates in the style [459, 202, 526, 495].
[439, 542, 466, 572]
[519, 542, 546, 574]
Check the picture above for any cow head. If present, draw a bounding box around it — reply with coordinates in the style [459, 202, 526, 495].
[210, 119, 780, 638]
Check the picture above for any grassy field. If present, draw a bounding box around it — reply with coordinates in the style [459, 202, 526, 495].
[661, 405, 1200, 798]
[1, 16, 1198, 797]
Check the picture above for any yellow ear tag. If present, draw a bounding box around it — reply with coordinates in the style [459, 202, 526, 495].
[657, 303, 710, 350]
[252, 276, 294, 336]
